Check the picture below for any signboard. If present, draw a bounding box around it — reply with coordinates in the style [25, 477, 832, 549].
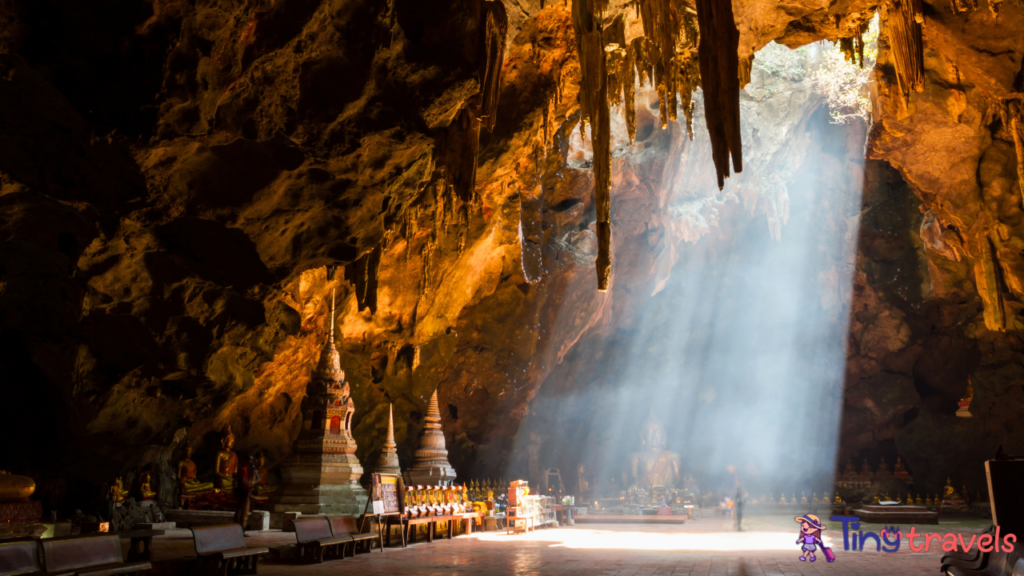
[373, 473, 402, 515]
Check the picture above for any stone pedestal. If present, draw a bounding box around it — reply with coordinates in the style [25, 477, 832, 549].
[282, 512, 302, 532]
[405, 466, 458, 487]
[247, 511, 270, 531]
[268, 449, 367, 515]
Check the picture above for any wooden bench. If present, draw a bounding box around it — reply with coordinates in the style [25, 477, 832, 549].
[40, 535, 151, 576]
[191, 524, 269, 576]
[292, 518, 349, 564]
[328, 517, 376, 556]
[0, 539, 40, 576]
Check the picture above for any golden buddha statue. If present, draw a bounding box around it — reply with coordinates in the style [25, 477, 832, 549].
[627, 409, 680, 491]
[877, 458, 892, 476]
[812, 493, 820, 504]
[801, 492, 808, 505]
[893, 457, 909, 476]
[110, 478, 126, 504]
[139, 471, 156, 500]
[0, 471, 35, 501]
[214, 426, 239, 491]
[842, 459, 855, 477]
[834, 493, 842, 504]
[252, 452, 276, 498]
[915, 494, 922, 505]
[943, 477, 956, 498]
[779, 494, 787, 505]
[177, 443, 215, 495]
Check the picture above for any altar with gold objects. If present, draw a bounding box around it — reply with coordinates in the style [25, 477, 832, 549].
[0, 471, 44, 540]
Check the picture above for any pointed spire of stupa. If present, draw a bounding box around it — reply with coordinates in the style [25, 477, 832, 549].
[386, 404, 396, 446]
[374, 403, 401, 475]
[425, 389, 442, 427]
[314, 288, 344, 383]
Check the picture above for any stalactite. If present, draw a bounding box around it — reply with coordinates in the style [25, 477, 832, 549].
[346, 242, 383, 314]
[605, 16, 636, 144]
[738, 55, 753, 89]
[478, 1, 508, 132]
[881, 0, 925, 106]
[974, 234, 1006, 331]
[678, 51, 700, 139]
[636, 0, 682, 129]
[1004, 100, 1024, 207]
[950, 0, 978, 12]
[695, 0, 742, 189]
[571, 0, 612, 290]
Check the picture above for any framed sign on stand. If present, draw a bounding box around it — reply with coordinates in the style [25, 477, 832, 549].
[361, 473, 406, 548]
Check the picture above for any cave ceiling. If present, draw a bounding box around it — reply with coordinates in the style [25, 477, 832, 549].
[0, 0, 1023, 507]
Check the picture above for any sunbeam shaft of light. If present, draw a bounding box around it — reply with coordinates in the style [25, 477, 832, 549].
[507, 41, 866, 500]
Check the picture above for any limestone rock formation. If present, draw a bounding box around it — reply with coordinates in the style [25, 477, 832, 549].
[1, 0, 1023, 512]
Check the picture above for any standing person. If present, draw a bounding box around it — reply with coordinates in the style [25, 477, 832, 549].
[234, 455, 259, 528]
[735, 486, 744, 531]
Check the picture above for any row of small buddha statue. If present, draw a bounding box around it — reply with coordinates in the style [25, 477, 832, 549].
[838, 456, 912, 479]
[108, 471, 159, 504]
[465, 478, 507, 503]
[755, 492, 839, 506]
[404, 485, 472, 518]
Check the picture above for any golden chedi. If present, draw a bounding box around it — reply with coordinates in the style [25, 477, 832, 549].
[627, 409, 680, 491]
[405, 389, 457, 486]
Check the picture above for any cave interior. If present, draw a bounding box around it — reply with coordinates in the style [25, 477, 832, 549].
[1, 0, 1024, 573]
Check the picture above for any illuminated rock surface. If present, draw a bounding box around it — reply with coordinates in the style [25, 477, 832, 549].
[0, 0, 1022, 511]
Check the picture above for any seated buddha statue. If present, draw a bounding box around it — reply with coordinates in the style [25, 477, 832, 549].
[842, 459, 856, 477]
[861, 458, 873, 478]
[941, 478, 964, 510]
[877, 458, 892, 477]
[893, 457, 909, 476]
[214, 426, 239, 491]
[110, 478, 126, 504]
[251, 452, 276, 499]
[139, 471, 156, 501]
[176, 443, 214, 496]
[627, 410, 680, 491]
